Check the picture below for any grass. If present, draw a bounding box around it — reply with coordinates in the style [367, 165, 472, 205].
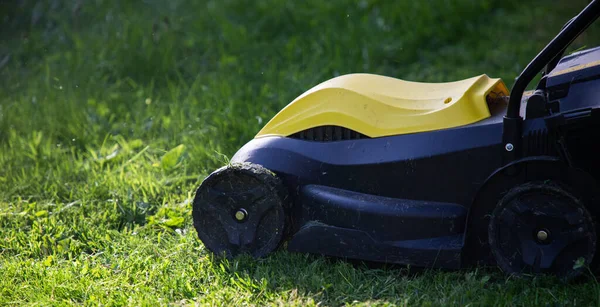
[1, 0, 600, 305]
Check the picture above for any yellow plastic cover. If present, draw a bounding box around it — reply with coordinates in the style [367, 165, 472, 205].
[256, 73, 509, 138]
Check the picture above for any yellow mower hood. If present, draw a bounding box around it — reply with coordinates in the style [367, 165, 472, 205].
[256, 73, 509, 138]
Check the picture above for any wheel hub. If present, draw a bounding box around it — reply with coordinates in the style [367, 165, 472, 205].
[535, 229, 550, 243]
[234, 208, 248, 222]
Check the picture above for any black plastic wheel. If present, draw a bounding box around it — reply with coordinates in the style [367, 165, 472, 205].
[488, 181, 597, 279]
[192, 162, 288, 258]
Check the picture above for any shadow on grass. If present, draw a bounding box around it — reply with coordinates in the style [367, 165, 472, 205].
[205, 247, 600, 306]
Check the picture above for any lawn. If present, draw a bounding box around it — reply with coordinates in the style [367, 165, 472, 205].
[1, 0, 600, 305]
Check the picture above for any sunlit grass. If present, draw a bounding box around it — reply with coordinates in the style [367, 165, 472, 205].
[1, 0, 600, 305]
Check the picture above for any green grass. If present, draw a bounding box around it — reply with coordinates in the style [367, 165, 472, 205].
[1, 0, 600, 305]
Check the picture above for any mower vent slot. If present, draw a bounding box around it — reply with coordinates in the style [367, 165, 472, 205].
[291, 126, 368, 141]
[524, 129, 555, 156]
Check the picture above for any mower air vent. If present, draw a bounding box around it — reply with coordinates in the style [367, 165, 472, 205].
[524, 129, 555, 156]
[290, 126, 369, 141]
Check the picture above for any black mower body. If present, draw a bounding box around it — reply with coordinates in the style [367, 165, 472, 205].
[229, 45, 600, 269]
[192, 1, 600, 277]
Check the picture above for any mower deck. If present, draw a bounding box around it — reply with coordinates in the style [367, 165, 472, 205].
[228, 102, 507, 268]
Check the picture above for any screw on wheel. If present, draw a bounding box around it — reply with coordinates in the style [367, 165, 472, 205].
[192, 162, 289, 258]
[488, 181, 597, 280]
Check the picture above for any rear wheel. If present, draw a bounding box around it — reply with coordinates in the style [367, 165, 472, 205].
[488, 181, 597, 280]
[192, 162, 288, 258]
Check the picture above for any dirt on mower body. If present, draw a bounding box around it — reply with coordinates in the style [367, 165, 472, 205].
[192, 1, 600, 279]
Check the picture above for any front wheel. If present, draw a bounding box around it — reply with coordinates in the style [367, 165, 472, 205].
[488, 181, 597, 280]
[192, 162, 288, 259]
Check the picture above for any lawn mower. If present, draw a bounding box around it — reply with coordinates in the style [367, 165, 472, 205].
[192, 1, 600, 279]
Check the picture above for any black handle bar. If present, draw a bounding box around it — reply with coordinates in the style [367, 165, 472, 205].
[506, 0, 600, 119]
